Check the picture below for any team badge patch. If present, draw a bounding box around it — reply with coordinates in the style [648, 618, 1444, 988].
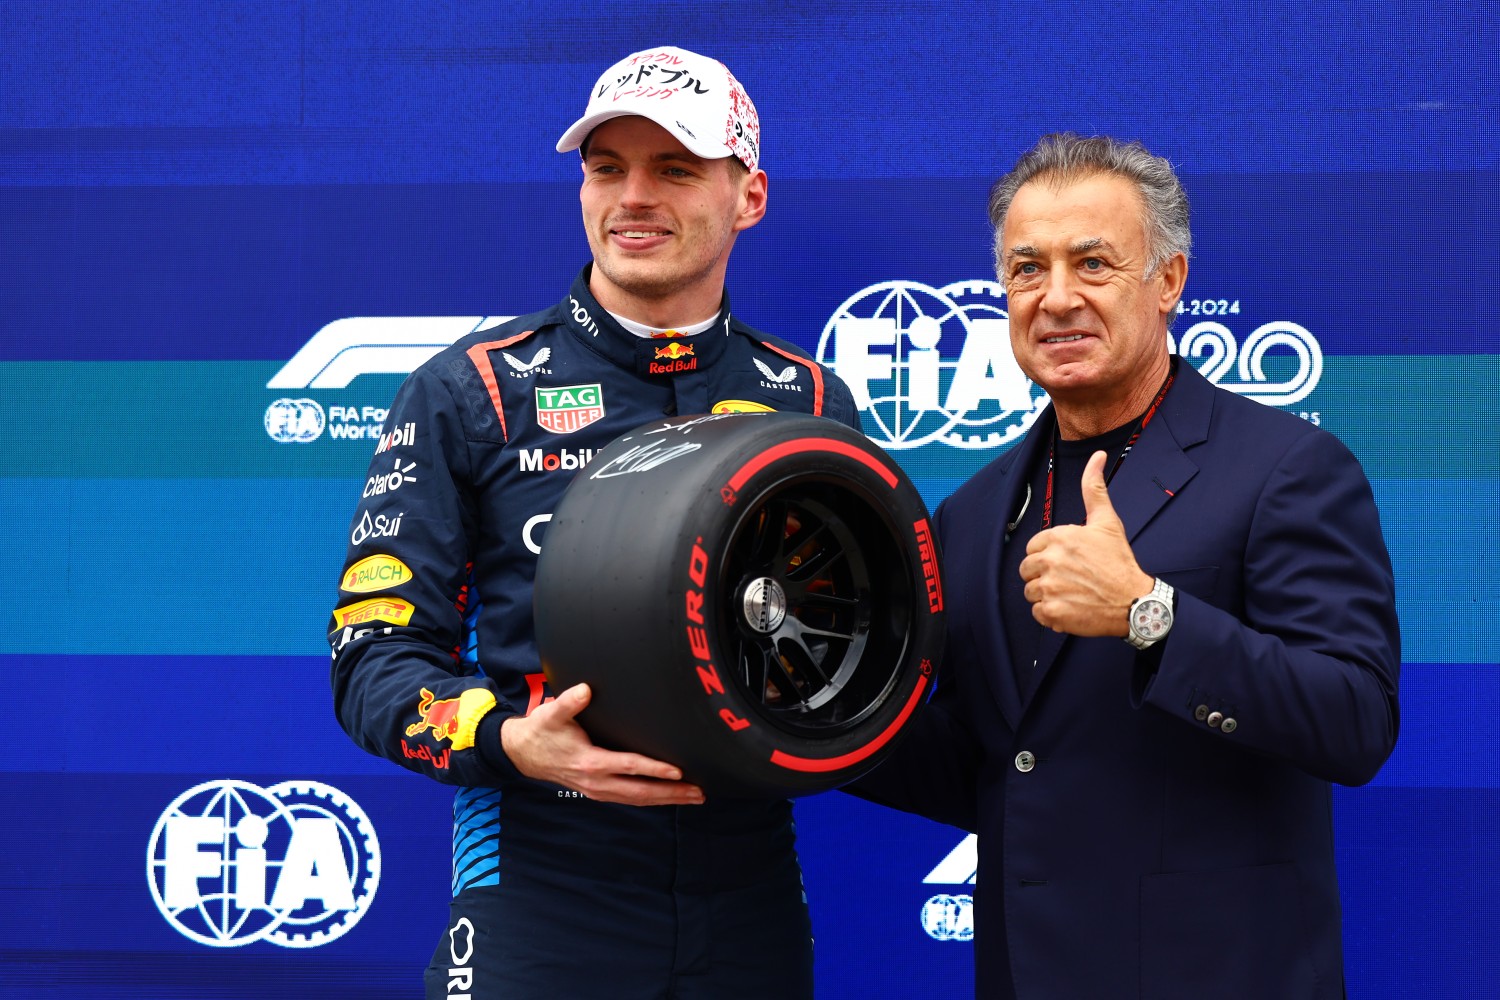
[535, 384, 605, 434]
[637, 338, 699, 376]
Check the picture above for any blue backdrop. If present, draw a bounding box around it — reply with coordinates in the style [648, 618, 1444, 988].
[2, 3, 1497, 997]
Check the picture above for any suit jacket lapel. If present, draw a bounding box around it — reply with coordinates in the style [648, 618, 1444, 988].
[974, 409, 1055, 730]
[1109, 361, 1211, 540]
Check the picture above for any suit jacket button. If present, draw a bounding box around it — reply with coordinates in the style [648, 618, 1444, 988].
[1014, 751, 1036, 773]
[1220, 717, 1237, 733]
[1194, 704, 1210, 721]
[1206, 711, 1224, 729]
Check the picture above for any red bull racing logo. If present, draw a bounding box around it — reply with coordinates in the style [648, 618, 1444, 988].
[649, 341, 698, 375]
[404, 687, 497, 752]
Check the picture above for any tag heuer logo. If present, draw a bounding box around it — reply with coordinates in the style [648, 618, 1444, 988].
[536, 384, 605, 434]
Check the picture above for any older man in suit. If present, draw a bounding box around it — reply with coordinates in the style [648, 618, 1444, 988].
[853, 133, 1400, 999]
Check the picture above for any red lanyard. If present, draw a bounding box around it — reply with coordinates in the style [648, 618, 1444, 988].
[1038, 357, 1177, 530]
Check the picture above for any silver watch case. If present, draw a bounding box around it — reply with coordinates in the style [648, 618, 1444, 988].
[1125, 577, 1175, 650]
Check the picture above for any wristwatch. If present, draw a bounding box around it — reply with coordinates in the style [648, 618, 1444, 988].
[1125, 577, 1175, 650]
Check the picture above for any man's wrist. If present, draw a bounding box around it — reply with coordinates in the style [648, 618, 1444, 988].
[1120, 571, 1155, 636]
[1125, 577, 1175, 650]
[478, 711, 524, 779]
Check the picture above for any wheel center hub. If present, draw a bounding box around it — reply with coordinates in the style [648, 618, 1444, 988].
[742, 577, 788, 634]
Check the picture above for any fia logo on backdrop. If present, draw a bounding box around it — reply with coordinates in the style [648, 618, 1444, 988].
[146, 779, 380, 948]
[816, 280, 1325, 451]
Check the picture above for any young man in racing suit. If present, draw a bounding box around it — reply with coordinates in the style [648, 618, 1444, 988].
[327, 46, 862, 999]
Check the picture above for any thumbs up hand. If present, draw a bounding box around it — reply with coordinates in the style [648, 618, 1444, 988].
[1018, 451, 1154, 637]
[1080, 447, 1128, 534]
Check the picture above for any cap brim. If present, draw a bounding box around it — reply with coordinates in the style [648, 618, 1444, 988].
[555, 109, 629, 153]
[555, 108, 733, 162]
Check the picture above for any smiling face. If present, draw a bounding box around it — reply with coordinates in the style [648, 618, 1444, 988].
[1000, 171, 1187, 438]
[579, 116, 767, 327]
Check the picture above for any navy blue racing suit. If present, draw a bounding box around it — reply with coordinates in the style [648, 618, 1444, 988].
[328, 266, 862, 999]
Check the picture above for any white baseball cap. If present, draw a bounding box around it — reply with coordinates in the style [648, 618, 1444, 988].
[556, 46, 761, 171]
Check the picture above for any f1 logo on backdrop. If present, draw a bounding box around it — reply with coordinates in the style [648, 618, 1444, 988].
[816, 280, 1325, 451]
[921, 834, 977, 943]
[264, 316, 512, 444]
[146, 779, 380, 948]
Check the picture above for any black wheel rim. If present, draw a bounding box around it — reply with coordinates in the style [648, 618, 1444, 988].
[719, 479, 913, 737]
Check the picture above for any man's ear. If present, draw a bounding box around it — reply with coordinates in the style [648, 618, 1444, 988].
[734, 169, 769, 233]
[1156, 252, 1188, 315]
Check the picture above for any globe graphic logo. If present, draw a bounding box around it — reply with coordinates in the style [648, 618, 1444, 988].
[921, 893, 975, 942]
[264, 398, 326, 443]
[817, 280, 1046, 451]
[146, 779, 380, 948]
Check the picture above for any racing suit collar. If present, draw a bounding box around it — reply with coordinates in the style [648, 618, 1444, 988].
[565, 265, 733, 371]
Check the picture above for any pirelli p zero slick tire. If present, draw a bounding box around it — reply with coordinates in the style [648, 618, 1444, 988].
[533, 411, 945, 797]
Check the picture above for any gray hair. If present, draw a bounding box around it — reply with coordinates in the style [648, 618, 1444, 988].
[988, 133, 1191, 279]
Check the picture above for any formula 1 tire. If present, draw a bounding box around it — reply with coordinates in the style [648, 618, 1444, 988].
[533, 412, 945, 797]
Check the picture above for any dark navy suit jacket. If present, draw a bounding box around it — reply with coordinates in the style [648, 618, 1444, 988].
[854, 363, 1399, 999]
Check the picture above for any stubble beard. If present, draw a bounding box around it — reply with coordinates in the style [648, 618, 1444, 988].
[590, 203, 738, 308]
[595, 252, 699, 302]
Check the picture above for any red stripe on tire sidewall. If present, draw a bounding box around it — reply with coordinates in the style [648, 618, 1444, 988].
[768, 673, 929, 773]
[726, 437, 898, 494]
